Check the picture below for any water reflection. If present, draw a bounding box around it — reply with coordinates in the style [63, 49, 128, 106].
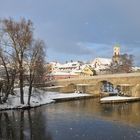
[0, 109, 52, 140]
[45, 98, 140, 127]
[0, 99, 140, 140]
[44, 99, 140, 140]
[47, 99, 140, 127]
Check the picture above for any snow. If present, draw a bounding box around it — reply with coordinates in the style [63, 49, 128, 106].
[100, 96, 139, 101]
[0, 86, 91, 111]
[52, 93, 90, 99]
[76, 84, 94, 86]
[92, 58, 112, 66]
[132, 66, 140, 71]
[49, 71, 78, 76]
[57, 61, 80, 69]
[45, 86, 65, 89]
[118, 84, 133, 86]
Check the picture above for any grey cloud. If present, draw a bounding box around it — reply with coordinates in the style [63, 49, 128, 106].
[0, 0, 140, 65]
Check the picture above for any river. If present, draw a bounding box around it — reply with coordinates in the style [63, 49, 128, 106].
[0, 98, 140, 140]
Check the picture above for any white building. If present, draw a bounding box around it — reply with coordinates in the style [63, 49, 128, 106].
[50, 61, 83, 73]
[131, 67, 140, 72]
[46, 61, 83, 80]
[91, 58, 112, 73]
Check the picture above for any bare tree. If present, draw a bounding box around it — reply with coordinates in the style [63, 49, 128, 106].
[0, 46, 17, 103]
[26, 39, 46, 105]
[110, 53, 134, 73]
[45, 64, 53, 81]
[2, 18, 33, 104]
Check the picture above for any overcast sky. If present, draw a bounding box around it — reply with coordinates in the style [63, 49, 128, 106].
[0, 0, 140, 65]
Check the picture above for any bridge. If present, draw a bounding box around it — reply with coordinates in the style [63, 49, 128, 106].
[46, 73, 140, 97]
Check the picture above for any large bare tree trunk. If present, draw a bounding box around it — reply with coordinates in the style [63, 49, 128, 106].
[0, 53, 11, 103]
[0, 97, 2, 104]
[27, 70, 34, 105]
[19, 65, 24, 104]
[28, 83, 32, 105]
[0, 84, 2, 104]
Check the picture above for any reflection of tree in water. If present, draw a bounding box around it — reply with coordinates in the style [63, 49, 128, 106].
[0, 109, 53, 140]
[0, 112, 17, 140]
[27, 109, 53, 140]
[0, 113, 2, 138]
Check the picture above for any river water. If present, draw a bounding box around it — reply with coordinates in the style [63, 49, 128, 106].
[0, 98, 140, 140]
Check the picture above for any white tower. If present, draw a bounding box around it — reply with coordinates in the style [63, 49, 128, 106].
[113, 44, 120, 63]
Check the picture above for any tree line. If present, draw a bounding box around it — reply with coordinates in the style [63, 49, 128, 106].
[0, 18, 46, 105]
[110, 53, 134, 73]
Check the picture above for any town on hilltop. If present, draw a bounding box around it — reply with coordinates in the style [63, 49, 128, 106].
[46, 45, 140, 81]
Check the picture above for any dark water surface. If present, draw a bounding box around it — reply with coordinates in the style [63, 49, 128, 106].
[0, 98, 140, 140]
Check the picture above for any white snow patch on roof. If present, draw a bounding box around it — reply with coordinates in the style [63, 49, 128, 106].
[92, 58, 112, 65]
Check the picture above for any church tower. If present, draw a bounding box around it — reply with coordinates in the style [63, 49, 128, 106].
[113, 44, 120, 63]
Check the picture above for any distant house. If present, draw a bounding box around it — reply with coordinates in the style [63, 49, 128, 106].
[46, 71, 78, 81]
[56, 61, 83, 72]
[70, 64, 94, 76]
[48, 61, 83, 73]
[45, 61, 83, 80]
[46, 61, 94, 80]
[131, 67, 140, 72]
[48, 61, 62, 73]
[81, 65, 94, 76]
[91, 58, 112, 74]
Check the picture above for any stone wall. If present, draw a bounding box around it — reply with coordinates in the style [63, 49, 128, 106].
[59, 83, 76, 93]
[132, 84, 140, 97]
[46, 73, 140, 97]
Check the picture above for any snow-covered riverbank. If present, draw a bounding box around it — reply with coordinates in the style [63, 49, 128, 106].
[0, 87, 91, 111]
[100, 96, 140, 103]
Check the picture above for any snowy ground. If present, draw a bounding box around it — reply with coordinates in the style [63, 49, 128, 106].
[100, 96, 140, 104]
[100, 96, 140, 101]
[0, 86, 91, 111]
[44, 86, 65, 89]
